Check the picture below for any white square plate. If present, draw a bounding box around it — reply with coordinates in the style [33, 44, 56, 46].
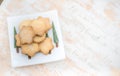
[7, 10, 65, 67]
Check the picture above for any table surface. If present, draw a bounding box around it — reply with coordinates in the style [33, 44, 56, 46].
[0, 0, 120, 76]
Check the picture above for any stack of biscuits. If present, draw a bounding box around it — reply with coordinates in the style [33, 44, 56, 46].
[15, 16, 54, 58]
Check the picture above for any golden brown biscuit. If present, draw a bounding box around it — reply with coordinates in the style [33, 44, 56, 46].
[30, 19, 46, 36]
[15, 34, 21, 47]
[21, 43, 39, 57]
[33, 34, 46, 43]
[39, 38, 54, 55]
[19, 26, 35, 44]
[43, 18, 52, 31]
[37, 17, 52, 32]
[31, 17, 52, 36]
[19, 20, 32, 30]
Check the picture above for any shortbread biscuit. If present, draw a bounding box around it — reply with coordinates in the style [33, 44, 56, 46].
[30, 19, 46, 36]
[21, 43, 39, 57]
[33, 33, 46, 43]
[19, 20, 32, 30]
[19, 26, 35, 44]
[37, 17, 52, 32]
[39, 38, 54, 55]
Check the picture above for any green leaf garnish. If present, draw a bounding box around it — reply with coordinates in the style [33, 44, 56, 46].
[14, 26, 17, 48]
[52, 22, 59, 47]
[14, 26, 19, 53]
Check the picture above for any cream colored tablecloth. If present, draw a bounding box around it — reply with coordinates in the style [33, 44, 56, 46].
[0, 0, 120, 76]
